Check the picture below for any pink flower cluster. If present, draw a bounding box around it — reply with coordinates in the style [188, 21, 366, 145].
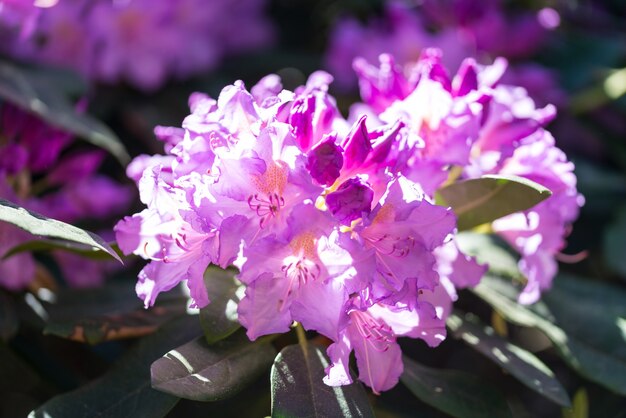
[0, 103, 132, 289]
[355, 50, 582, 304]
[326, 0, 564, 106]
[116, 50, 581, 393]
[1, 0, 273, 91]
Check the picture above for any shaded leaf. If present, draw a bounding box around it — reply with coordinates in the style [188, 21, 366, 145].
[151, 332, 276, 401]
[0, 343, 53, 417]
[473, 275, 626, 395]
[447, 311, 570, 407]
[271, 343, 374, 418]
[0, 198, 121, 263]
[0, 343, 49, 395]
[29, 315, 201, 418]
[0, 61, 130, 164]
[455, 232, 522, 280]
[544, 274, 626, 362]
[401, 356, 512, 418]
[44, 280, 143, 321]
[436, 175, 551, 230]
[3, 239, 122, 261]
[0, 291, 18, 341]
[200, 267, 245, 344]
[44, 300, 187, 344]
[603, 206, 626, 278]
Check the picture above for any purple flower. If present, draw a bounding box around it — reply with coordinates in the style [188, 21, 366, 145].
[0, 0, 58, 39]
[325, 0, 562, 103]
[306, 133, 343, 186]
[345, 50, 582, 303]
[2, 0, 274, 91]
[317, 294, 447, 394]
[116, 63, 580, 393]
[489, 131, 583, 303]
[0, 104, 132, 291]
[326, 177, 374, 225]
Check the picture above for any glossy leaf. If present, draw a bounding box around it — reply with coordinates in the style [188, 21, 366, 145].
[447, 311, 570, 407]
[30, 316, 201, 418]
[44, 300, 187, 344]
[436, 174, 551, 230]
[199, 267, 245, 344]
[3, 238, 122, 261]
[0, 61, 130, 164]
[455, 232, 522, 280]
[401, 356, 512, 418]
[271, 343, 374, 418]
[151, 332, 276, 401]
[473, 275, 626, 395]
[0, 199, 121, 263]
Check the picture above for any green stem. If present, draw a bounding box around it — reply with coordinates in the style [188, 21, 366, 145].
[295, 322, 308, 354]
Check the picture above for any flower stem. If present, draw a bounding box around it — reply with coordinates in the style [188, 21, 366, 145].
[295, 322, 308, 354]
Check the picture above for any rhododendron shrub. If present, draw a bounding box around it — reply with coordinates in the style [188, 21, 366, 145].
[6, 3, 625, 417]
[115, 49, 582, 392]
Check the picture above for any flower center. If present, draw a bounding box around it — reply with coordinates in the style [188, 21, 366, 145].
[279, 255, 320, 311]
[247, 193, 285, 228]
[351, 309, 395, 352]
[277, 233, 320, 310]
[362, 229, 414, 258]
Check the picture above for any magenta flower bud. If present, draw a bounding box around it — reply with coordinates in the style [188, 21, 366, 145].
[341, 115, 371, 171]
[452, 58, 478, 97]
[416, 48, 451, 91]
[325, 177, 373, 225]
[306, 134, 343, 186]
[289, 72, 340, 152]
[353, 54, 410, 112]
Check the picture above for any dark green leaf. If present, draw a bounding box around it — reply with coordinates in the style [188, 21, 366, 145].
[271, 343, 374, 418]
[200, 267, 244, 344]
[3, 239, 122, 261]
[0, 291, 18, 341]
[473, 275, 626, 395]
[544, 274, 626, 362]
[151, 332, 276, 401]
[436, 175, 551, 230]
[455, 232, 522, 280]
[0, 343, 50, 395]
[0, 199, 121, 263]
[604, 206, 626, 278]
[447, 312, 570, 407]
[0, 61, 130, 164]
[44, 300, 187, 344]
[0, 343, 52, 417]
[29, 315, 201, 418]
[45, 280, 143, 321]
[401, 356, 512, 418]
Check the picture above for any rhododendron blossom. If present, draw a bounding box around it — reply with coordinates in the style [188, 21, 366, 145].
[352, 50, 582, 304]
[117, 49, 580, 392]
